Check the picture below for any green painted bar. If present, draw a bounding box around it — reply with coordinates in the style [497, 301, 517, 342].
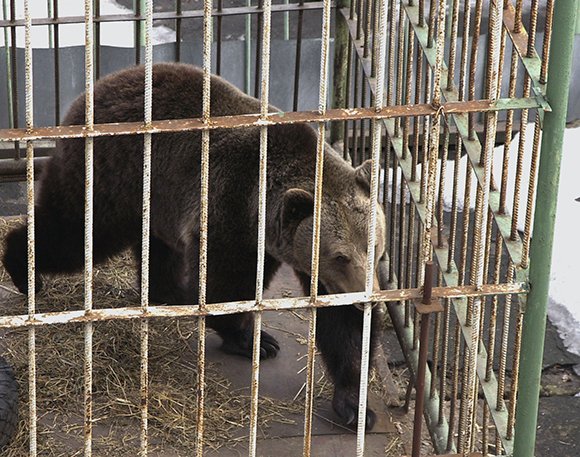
[513, 1, 578, 456]
[577, 2, 580, 34]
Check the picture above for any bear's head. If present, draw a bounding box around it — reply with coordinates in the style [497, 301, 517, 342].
[281, 158, 386, 295]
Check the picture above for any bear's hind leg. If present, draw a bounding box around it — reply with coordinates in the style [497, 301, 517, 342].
[132, 236, 193, 305]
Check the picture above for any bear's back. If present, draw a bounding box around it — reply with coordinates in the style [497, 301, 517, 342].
[39, 63, 322, 247]
[63, 63, 263, 126]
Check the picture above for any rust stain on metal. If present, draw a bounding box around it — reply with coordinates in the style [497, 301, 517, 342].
[0, 99, 538, 143]
[503, 2, 534, 64]
[0, 282, 528, 330]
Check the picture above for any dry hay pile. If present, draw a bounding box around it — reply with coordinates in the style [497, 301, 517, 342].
[0, 218, 305, 456]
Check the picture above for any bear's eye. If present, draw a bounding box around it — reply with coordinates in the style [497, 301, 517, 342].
[335, 254, 351, 265]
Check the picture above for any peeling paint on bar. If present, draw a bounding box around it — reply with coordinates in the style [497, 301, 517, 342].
[0, 282, 527, 330]
[0, 99, 542, 143]
[83, 0, 95, 454]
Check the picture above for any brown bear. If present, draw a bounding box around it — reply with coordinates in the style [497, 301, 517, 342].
[2, 63, 386, 429]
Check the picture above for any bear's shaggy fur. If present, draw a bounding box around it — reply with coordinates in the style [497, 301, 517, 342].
[3, 63, 386, 429]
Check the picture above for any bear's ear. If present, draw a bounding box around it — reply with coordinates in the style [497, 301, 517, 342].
[283, 188, 314, 226]
[355, 159, 373, 193]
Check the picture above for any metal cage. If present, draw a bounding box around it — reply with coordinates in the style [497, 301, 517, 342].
[0, 0, 577, 456]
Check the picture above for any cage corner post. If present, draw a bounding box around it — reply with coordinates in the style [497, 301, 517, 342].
[330, 0, 350, 146]
[512, 1, 578, 456]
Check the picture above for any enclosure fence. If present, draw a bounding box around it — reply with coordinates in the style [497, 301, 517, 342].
[0, 0, 577, 456]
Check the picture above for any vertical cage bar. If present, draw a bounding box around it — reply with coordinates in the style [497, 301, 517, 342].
[94, 0, 101, 80]
[412, 1, 446, 455]
[196, 1, 213, 456]
[303, 0, 332, 454]
[254, 0, 263, 98]
[244, 0, 251, 94]
[9, 0, 19, 158]
[497, 263, 513, 411]
[420, 0, 446, 278]
[175, 0, 182, 61]
[520, 114, 541, 268]
[52, 0, 60, 125]
[539, 0, 554, 85]
[23, 0, 36, 454]
[249, 0, 273, 454]
[1, 0, 13, 128]
[83, 0, 95, 454]
[216, 0, 223, 75]
[464, 0, 502, 452]
[139, 1, 154, 455]
[356, 0, 386, 454]
[467, 0, 483, 139]
[331, 0, 350, 145]
[513, 1, 578, 455]
[292, 0, 305, 112]
[134, 0, 142, 64]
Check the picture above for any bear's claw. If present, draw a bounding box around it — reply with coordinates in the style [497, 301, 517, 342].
[332, 387, 377, 430]
[220, 330, 280, 360]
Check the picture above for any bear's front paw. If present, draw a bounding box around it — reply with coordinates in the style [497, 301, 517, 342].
[332, 387, 376, 430]
[220, 330, 280, 360]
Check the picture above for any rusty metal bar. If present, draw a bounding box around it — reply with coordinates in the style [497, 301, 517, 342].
[497, 263, 514, 411]
[8, 0, 18, 159]
[23, 1, 37, 455]
[520, 114, 541, 269]
[138, 0, 154, 455]
[502, 0, 548, 106]
[249, 0, 273, 453]
[195, 1, 213, 456]
[420, 0, 446, 282]
[356, 0, 386, 452]
[1, 0, 13, 130]
[539, 0, 554, 85]
[0, 282, 527, 330]
[52, 0, 61, 124]
[293, 0, 305, 111]
[412, 262, 441, 457]
[467, 0, 484, 139]
[216, 0, 223, 75]
[303, 0, 332, 453]
[254, 0, 263, 98]
[499, 49, 519, 215]
[134, 0, 142, 65]
[94, 0, 101, 80]
[175, 0, 182, 61]
[83, 0, 95, 454]
[464, 1, 503, 452]
[0, 98, 542, 143]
